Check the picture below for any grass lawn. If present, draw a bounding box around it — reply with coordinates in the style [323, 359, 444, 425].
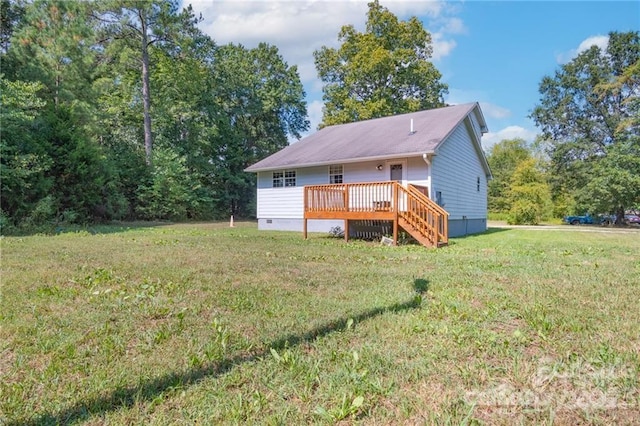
[1, 222, 639, 425]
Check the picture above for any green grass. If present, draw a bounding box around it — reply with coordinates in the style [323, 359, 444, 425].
[2, 222, 639, 424]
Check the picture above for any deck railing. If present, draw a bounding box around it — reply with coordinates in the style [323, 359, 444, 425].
[303, 181, 448, 247]
[305, 182, 396, 214]
[402, 184, 448, 246]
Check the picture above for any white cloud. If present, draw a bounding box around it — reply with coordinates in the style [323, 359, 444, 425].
[441, 17, 466, 35]
[479, 102, 511, 119]
[431, 33, 457, 60]
[306, 100, 325, 135]
[576, 35, 609, 53]
[556, 34, 609, 64]
[188, 0, 458, 87]
[189, 1, 464, 141]
[482, 126, 538, 151]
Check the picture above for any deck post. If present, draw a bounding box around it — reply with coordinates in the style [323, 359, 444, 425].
[343, 185, 349, 212]
[393, 217, 398, 245]
[392, 182, 398, 245]
[303, 218, 308, 239]
[344, 219, 349, 242]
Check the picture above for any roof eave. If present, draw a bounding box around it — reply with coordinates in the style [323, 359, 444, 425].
[244, 150, 436, 173]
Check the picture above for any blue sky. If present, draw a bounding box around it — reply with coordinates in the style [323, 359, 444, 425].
[187, 1, 639, 149]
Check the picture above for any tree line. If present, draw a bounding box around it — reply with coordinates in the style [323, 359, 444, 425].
[2, 0, 638, 232]
[487, 31, 639, 225]
[1, 0, 309, 232]
[1, 0, 450, 233]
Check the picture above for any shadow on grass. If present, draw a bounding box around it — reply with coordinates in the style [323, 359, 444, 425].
[16, 279, 429, 426]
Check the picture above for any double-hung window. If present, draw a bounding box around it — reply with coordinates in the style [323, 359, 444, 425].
[272, 171, 284, 187]
[329, 165, 343, 184]
[284, 170, 296, 187]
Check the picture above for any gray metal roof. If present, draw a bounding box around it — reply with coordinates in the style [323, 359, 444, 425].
[246, 102, 487, 172]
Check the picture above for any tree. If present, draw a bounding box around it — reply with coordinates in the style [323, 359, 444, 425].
[0, 76, 51, 227]
[507, 158, 553, 225]
[314, 0, 447, 127]
[530, 31, 640, 221]
[1, 0, 308, 224]
[1, 0, 24, 54]
[40, 106, 125, 223]
[92, 0, 202, 165]
[209, 43, 309, 217]
[486, 138, 532, 213]
[7, 0, 97, 110]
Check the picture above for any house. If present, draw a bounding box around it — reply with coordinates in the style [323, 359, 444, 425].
[245, 102, 491, 247]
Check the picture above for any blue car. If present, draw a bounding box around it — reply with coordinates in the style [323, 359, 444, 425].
[563, 214, 596, 225]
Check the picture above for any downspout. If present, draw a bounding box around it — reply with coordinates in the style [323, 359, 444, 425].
[422, 153, 433, 198]
[422, 153, 431, 167]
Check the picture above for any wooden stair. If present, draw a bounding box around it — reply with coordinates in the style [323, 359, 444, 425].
[303, 181, 448, 248]
[397, 184, 449, 248]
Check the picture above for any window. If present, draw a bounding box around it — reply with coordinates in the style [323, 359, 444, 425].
[272, 170, 296, 187]
[272, 171, 284, 187]
[284, 170, 296, 187]
[436, 191, 443, 207]
[477, 177, 481, 192]
[329, 165, 343, 184]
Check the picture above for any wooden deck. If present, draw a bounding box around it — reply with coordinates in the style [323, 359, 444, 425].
[303, 181, 448, 248]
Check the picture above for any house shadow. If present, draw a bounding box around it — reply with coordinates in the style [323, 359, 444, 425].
[16, 279, 430, 426]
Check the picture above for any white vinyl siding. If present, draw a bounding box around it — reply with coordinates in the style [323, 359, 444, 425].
[257, 187, 304, 218]
[343, 161, 384, 183]
[256, 167, 328, 218]
[430, 119, 488, 219]
[468, 110, 484, 142]
[406, 156, 430, 195]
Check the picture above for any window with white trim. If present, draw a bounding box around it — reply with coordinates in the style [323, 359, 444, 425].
[284, 170, 296, 187]
[329, 165, 343, 184]
[272, 171, 284, 187]
[272, 170, 296, 187]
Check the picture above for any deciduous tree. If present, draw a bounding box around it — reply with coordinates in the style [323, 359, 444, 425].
[531, 31, 640, 221]
[507, 158, 553, 225]
[209, 43, 309, 216]
[314, 0, 447, 127]
[486, 138, 532, 213]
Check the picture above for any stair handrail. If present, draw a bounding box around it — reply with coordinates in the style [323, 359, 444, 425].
[407, 184, 448, 217]
[398, 185, 437, 246]
[399, 184, 448, 246]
